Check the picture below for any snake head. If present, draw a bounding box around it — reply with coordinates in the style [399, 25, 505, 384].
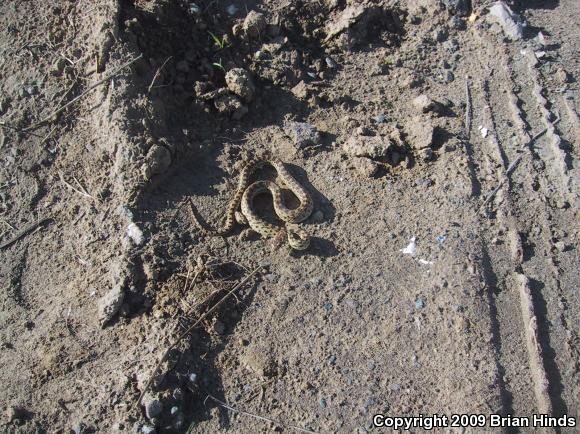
[286, 225, 310, 250]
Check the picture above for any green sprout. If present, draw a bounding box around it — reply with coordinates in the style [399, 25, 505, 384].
[212, 58, 225, 71]
[208, 31, 230, 50]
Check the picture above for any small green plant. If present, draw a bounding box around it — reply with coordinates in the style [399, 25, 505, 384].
[208, 31, 230, 50]
[212, 58, 225, 71]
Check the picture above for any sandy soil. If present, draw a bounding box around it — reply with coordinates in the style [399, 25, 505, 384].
[0, 0, 578, 433]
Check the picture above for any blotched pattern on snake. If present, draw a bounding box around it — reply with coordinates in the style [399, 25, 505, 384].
[189, 158, 313, 250]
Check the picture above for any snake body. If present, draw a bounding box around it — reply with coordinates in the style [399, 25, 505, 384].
[190, 159, 313, 250]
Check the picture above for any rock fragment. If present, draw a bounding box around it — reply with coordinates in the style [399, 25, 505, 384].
[225, 68, 255, 102]
[243, 11, 266, 39]
[144, 397, 163, 420]
[343, 135, 393, 160]
[283, 121, 320, 148]
[405, 116, 434, 150]
[412, 95, 444, 115]
[488, 2, 524, 40]
[143, 144, 172, 179]
[98, 284, 125, 327]
[214, 94, 248, 120]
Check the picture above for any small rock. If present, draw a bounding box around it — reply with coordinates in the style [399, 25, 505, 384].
[144, 398, 162, 420]
[143, 144, 172, 179]
[352, 157, 379, 178]
[373, 114, 386, 124]
[415, 298, 426, 309]
[189, 373, 198, 384]
[325, 57, 338, 69]
[344, 135, 393, 159]
[488, 2, 524, 40]
[555, 68, 570, 84]
[412, 95, 444, 115]
[554, 241, 568, 252]
[405, 116, 434, 150]
[141, 426, 156, 434]
[283, 121, 320, 148]
[243, 11, 266, 39]
[319, 398, 327, 408]
[225, 68, 255, 102]
[98, 284, 125, 327]
[170, 406, 179, 416]
[291, 81, 309, 100]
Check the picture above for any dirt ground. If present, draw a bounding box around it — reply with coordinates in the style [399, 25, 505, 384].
[0, 0, 578, 433]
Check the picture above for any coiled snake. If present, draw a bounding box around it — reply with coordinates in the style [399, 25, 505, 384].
[189, 158, 313, 250]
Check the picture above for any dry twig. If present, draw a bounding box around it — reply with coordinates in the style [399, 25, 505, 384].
[148, 56, 172, 93]
[480, 118, 560, 211]
[0, 217, 52, 250]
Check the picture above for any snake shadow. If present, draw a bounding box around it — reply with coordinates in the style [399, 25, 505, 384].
[284, 163, 338, 258]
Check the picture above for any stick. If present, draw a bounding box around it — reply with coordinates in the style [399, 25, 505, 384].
[0, 217, 52, 250]
[148, 56, 172, 93]
[206, 395, 320, 434]
[464, 78, 472, 138]
[22, 54, 143, 132]
[133, 267, 261, 410]
[480, 119, 559, 211]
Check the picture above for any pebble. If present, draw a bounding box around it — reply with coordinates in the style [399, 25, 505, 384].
[141, 426, 156, 434]
[243, 11, 266, 39]
[328, 355, 336, 365]
[143, 144, 172, 179]
[344, 135, 394, 159]
[352, 157, 378, 178]
[144, 398, 163, 420]
[189, 373, 198, 384]
[319, 398, 327, 408]
[325, 57, 338, 69]
[412, 95, 444, 114]
[433, 28, 447, 42]
[283, 120, 320, 148]
[98, 284, 125, 327]
[225, 68, 255, 102]
[170, 406, 179, 415]
[415, 298, 426, 309]
[373, 113, 386, 123]
[405, 116, 434, 150]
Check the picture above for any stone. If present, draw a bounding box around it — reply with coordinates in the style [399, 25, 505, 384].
[143, 144, 171, 179]
[405, 116, 434, 150]
[283, 121, 320, 148]
[98, 284, 124, 327]
[443, 70, 455, 83]
[412, 95, 444, 114]
[291, 81, 309, 100]
[415, 298, 426, 309]
[343, 135, 394, 160]
[5, 405, 25, 422]
[352, 157, 379, 178]
[488, 2, 524, 40]
[555, 68, 570, 84]
[225, 68, 255, 102]
[144, 398, 162, 420]
[243, 11, 266, 39]
[141, 426, 156, 434]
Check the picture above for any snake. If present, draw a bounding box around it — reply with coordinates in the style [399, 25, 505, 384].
[189, 158, 313, 250]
